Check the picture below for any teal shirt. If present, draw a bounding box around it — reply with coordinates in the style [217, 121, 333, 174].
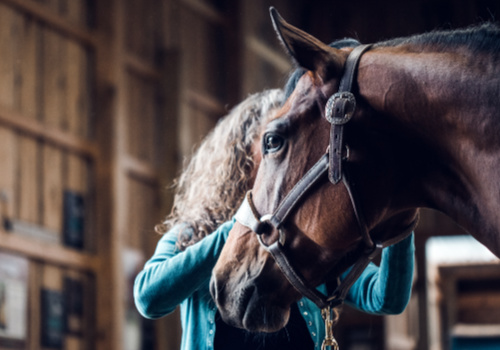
[134, 219, 415, 350]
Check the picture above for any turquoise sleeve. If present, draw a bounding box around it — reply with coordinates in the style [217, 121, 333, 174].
[133, 219, 235, 319]
[343, 233, 415, 315]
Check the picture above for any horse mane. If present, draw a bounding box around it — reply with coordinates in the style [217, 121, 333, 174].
[376, 22, 500, 54]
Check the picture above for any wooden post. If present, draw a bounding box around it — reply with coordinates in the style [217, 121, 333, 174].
[94, 0, 127, 348]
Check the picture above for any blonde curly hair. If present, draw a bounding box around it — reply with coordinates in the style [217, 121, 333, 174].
[157, 89, 284, 249]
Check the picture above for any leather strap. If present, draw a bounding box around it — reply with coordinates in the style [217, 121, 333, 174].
[327, 44, 372, 184]
[268, 239, 333, 308]
[234, 154, 329, 235]
[269, 154, 329, 229]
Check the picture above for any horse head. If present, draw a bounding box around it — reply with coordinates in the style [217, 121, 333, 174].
[212, 8, 500, 332]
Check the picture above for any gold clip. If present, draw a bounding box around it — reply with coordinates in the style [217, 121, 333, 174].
[321, 306, 339, 350]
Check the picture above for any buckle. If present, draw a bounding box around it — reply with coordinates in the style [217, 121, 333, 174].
[325, 92, 356, 125]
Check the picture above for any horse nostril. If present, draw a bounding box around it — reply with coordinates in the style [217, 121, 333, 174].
[209, 277, 218, 301]
[209, 275, 225, 305]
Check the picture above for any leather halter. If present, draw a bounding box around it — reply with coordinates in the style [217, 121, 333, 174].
[235, 44, 417, 310]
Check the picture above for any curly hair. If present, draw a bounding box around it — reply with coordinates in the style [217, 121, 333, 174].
[157, 89, 284, 249]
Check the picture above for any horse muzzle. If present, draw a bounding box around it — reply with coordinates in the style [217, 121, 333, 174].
[209, 274, 291, 332]
[210, 223, 299, 332]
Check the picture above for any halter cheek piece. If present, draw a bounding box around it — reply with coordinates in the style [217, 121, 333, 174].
[234, 44, 417, 349]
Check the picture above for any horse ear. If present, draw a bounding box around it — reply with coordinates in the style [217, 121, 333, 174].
[269, 7, 344, 80]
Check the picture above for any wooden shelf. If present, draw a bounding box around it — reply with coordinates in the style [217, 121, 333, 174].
[452, 323, 500, 337]
[0, 230, 100, 272]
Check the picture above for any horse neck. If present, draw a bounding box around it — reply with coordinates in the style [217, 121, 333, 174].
[357, 46, 500, 256]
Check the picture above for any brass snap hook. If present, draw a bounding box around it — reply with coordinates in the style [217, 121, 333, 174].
[321, 306, 339, 350]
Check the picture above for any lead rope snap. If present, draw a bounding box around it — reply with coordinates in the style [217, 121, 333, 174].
[321, 306, 339, 350]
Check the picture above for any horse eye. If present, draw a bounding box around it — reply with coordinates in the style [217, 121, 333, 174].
[263, 133, 284, 154]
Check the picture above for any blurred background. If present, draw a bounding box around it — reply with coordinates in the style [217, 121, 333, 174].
[0, 0, 499, 349]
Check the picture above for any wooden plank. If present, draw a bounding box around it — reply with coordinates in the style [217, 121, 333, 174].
[93, 0, 124, 347]
[66, 152, 87, 193]
[124, 0, 159, 64]
[29, 261, 41, 350]
[0, 230, 100, 271]
[185, 89, 226, 116]
[180, 8, 204, 92]
[66, 0, 87, 27]
[125, 178, 158, 252]
[123, 155, 160, 185]
[66, 41, 89, 138]
[42, 143, 63, 233]
[66, 153, 88, 250]
[125, 178, 141, 250]
[125, 54, 162, 81]
[452, 324, 500, 337]
[0, 4, 16, 109]
[125, 71, 140, 160]
[0, 104, 98, 157]
[0, 126, 16, 221]
[136, 74, 155, 163]
[142, 0, 158, 63]
[2, 0, 96, 46]
[143, 82, 156, 164]
[245, 35, 291, 73]
[65, 336, 83, 350]
[41, 263, 63, 290]
[125, 0, 140, 58]
[181, 0, 227, 25]
[42, 27, 66, 130]
[141, 181, 160, 255]
[17, 135, 39, 223]
[125, 69, 157, 162]
[12, 8, 39, 119]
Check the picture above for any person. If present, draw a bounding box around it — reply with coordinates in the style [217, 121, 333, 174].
[134, 41, 415, 350]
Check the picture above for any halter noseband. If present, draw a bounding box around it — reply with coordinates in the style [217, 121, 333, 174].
[234, 44, 416, 311]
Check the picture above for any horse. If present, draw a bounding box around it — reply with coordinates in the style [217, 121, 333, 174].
[210, 7, 500, 337]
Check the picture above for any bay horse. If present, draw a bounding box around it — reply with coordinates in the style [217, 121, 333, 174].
[210, 7, 500, 338]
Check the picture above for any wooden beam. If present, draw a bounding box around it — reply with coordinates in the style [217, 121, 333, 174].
[125, 54, 162, 81]
[0, 105, 98, 158]
[185, 89, 226, 117]
[93, 0, 123, 348]
[0, 230, 100, 271]
[181, 0, 227, 26]
[245, 35, 291, 73]
[1, 0, 97, 47]
[122, 154, 160, 185]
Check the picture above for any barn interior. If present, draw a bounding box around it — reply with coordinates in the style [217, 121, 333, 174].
[0, 0, 499, 349]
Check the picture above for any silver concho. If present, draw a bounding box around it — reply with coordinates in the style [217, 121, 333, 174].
[325, 91, 356, 125]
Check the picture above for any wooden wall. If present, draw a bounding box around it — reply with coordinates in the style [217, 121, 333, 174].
[0, 0, 96, 349]
[0, 0, 172, 349]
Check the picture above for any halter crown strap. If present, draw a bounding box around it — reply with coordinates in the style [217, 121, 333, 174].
[328, 44, 372, 184]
